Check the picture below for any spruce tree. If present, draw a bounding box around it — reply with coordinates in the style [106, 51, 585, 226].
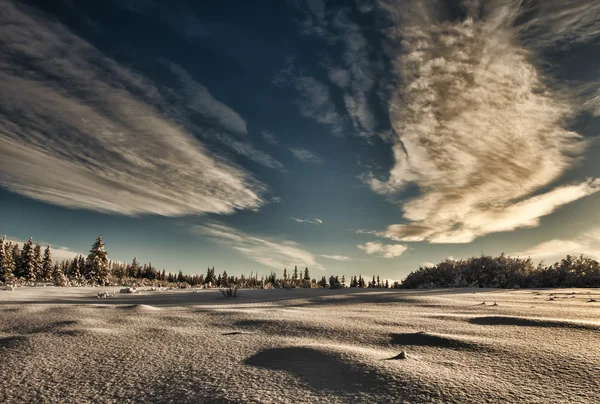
[283, 268, 288, 280]
[222, 270, 229, 287]
[53, 262, 68, 286]
[3, 242, 16, 285]
[303, 267, 310, 281]
[42, 245, 53, 281]
[293, 266, 298, 281]
[0, 236, 5, 283]
[319, 276, 327, 288]
[129, 257, 139, 278]
[17, 238, 35, 281]
[33, 243, 43, 281]
[85, 236, 109, 285]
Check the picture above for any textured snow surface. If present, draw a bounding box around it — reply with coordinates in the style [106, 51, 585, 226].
[1, 287, 599, 403]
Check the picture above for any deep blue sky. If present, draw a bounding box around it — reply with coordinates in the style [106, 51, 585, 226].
[1, 0, 600, 279]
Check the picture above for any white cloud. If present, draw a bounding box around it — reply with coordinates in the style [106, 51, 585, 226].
[271, 197, 282, 203]
[366, 1, 599, 243]
[515, 0, 600, 50]
[214, 134, 286, 172]
[291, 76, 345, 136]
[321, 254, 351, 261]
[4, 237, 80, 262]
[0, 1, 265, 216]
[274, 59, 345, 136]
[261, 130, 279, 146]
[290, 147, 323, 164]
[290, 217, 323, 225]
[194, 223, 325, 271]
[357, 241, 407, 258]
[332, 11, 377, 137]
[167, 63, 247, 135]
[513, 228, 600, 263]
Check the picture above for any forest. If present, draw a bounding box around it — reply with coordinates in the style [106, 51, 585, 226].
[2, 235, 600, 289]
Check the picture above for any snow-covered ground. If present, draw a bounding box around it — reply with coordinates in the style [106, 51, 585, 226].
[1, 287, 599, 403]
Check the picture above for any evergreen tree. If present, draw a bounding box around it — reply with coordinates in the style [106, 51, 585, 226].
[222, 270, 229, 287]
[303, 267, 310, 281]
[69, 256, 82, 283]
[350, 276, 357, 287]
[33, 243, 43, 281]
[17, 238, 35, 281]
[42, 245, 53, 281]
[358, 274, 365, 288]
[205, 266, 217, 286]
[319, 276, 328, 288]
[129, 257, 139, 278]
[385, 279, 389, 289]
[0, 236, 5, 283]
[3, 242, 16, 284]
[177, 270, 184, 283]
[293, 266, 298, 281]
[53, 262, 68, 286]
[283, 268, 288, 280]
[85, 235, 109, 285]
[341, 275, 346, 287]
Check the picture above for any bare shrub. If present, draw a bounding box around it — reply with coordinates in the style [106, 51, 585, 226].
[220, 285, 240, 298]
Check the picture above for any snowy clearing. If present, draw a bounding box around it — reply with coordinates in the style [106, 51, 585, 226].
[1, 287, 599, 403]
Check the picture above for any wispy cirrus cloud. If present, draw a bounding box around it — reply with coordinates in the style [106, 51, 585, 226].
[291, 217, 323, 225]
[195, 223, 325, 271]
[261, 130, 279, 146]
[290, 147, 323, 165]
[358, 241, 407, 258]
[364, 0, 600, 243]
[321, 254, 351, 261]
[274, 57, 345, 136]
[0, 1, 266, 216]
[166, 63, 247, 136]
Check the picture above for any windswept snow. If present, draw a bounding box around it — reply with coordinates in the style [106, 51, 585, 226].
[1, 287, 599, 403]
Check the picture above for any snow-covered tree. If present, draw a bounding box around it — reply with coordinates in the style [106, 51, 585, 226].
[33, 243, 43, 281]
[3, 241, 16, 284]
[53, 262, 68, 286]
[17, 238, 35, 281]
[85, 236, 109, 285]
[42, 245, 53, 281]
[128, 257, 139, 278]
[0, 236, 5, 283]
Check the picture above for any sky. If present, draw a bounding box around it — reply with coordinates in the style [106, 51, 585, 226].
[1, 0, 600, 279]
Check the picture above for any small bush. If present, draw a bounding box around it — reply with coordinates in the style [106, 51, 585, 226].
[220, 285, 240, 298]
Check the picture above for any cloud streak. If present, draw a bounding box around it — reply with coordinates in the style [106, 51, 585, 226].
[290, 147, 323, 165]
[195, 223, 325, 271]
[513, 228, 600, 263]
[321, 254, 351, 261]
[358, 241, 407, 258]
[366, 0, 600, 243]
[291, 217, 323, 225]
[0, 1, 266, 216]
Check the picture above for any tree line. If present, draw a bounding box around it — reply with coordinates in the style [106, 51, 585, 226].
[401, 253, 600, 289]
[0, 236, 394, 289]
[5, 235, 598, 290]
